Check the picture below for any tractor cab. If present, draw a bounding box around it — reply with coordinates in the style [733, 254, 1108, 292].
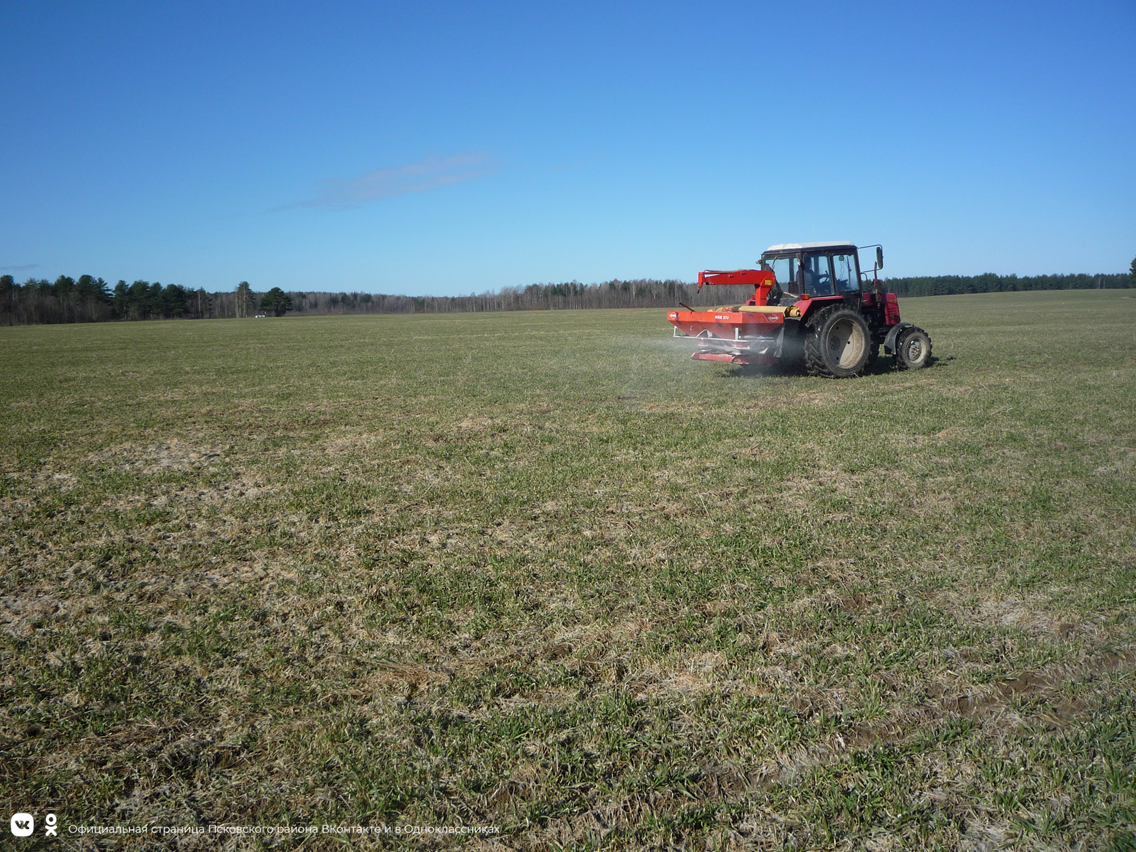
[759, 242, 870, 305]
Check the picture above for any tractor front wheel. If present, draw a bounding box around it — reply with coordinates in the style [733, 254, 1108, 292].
[896, 326, 932, 370]
[805, 308, 871, 378]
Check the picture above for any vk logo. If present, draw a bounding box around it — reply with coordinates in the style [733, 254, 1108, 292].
[10, 813, 34, 837]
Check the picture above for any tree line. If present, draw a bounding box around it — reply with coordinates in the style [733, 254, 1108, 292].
[0, 275, 743, 324]
[886, 271, 1130, 297]
[2, 266, 1133, 326]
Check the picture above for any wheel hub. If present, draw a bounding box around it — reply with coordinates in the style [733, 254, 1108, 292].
[827, 319, 866, 369]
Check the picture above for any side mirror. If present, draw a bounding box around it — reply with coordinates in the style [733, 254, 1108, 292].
[876, 247, 884, 270]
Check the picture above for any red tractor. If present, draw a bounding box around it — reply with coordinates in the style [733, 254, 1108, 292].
[668, 242, 931, 378]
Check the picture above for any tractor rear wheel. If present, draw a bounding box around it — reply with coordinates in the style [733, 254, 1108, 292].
[896, 326, 932, 370]
[865, 341, 880, 372]
[805, 308, 871, 378]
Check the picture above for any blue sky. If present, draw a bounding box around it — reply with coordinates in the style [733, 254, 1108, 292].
[2, 1, 1134, 296]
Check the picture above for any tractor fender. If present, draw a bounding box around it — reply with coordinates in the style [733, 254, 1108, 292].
[883, 322, 914, 355]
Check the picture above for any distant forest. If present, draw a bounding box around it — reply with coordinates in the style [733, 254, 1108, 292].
[1, 270, 1132, 325]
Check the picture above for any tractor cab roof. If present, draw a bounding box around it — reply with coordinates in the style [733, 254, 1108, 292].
[761, 241, 857, 259]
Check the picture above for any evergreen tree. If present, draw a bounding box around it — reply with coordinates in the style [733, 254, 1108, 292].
[260, 287, 293, 317]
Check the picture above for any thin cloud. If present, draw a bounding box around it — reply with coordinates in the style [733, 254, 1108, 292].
[283, 152, 498, 210]
[1, 264, 39, 272]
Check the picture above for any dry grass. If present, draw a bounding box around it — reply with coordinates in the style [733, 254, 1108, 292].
[2, 292, 1135, 849]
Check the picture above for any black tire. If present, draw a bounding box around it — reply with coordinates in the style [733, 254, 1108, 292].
[804, 307, 871, 378]
[865, 342, 880, 372]
[895, 326, 932, 370]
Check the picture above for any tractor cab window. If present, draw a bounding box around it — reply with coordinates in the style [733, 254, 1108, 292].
[769, 257, 798, 295]
[833, 254, 859, 293]
[801, 253, 833, 296]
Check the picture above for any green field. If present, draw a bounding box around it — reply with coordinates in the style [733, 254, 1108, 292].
[2, 290, 1135, 850]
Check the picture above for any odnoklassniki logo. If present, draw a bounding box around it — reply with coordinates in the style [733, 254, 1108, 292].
[10, 813, 34, 837]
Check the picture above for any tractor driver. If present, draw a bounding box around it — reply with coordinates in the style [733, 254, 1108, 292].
[800, 254, 834, 296]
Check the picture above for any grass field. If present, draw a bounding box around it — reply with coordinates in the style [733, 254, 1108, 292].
[2, 290, 1135, 850]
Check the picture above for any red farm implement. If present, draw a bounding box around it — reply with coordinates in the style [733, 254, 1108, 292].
[668, 242, 931, 378]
